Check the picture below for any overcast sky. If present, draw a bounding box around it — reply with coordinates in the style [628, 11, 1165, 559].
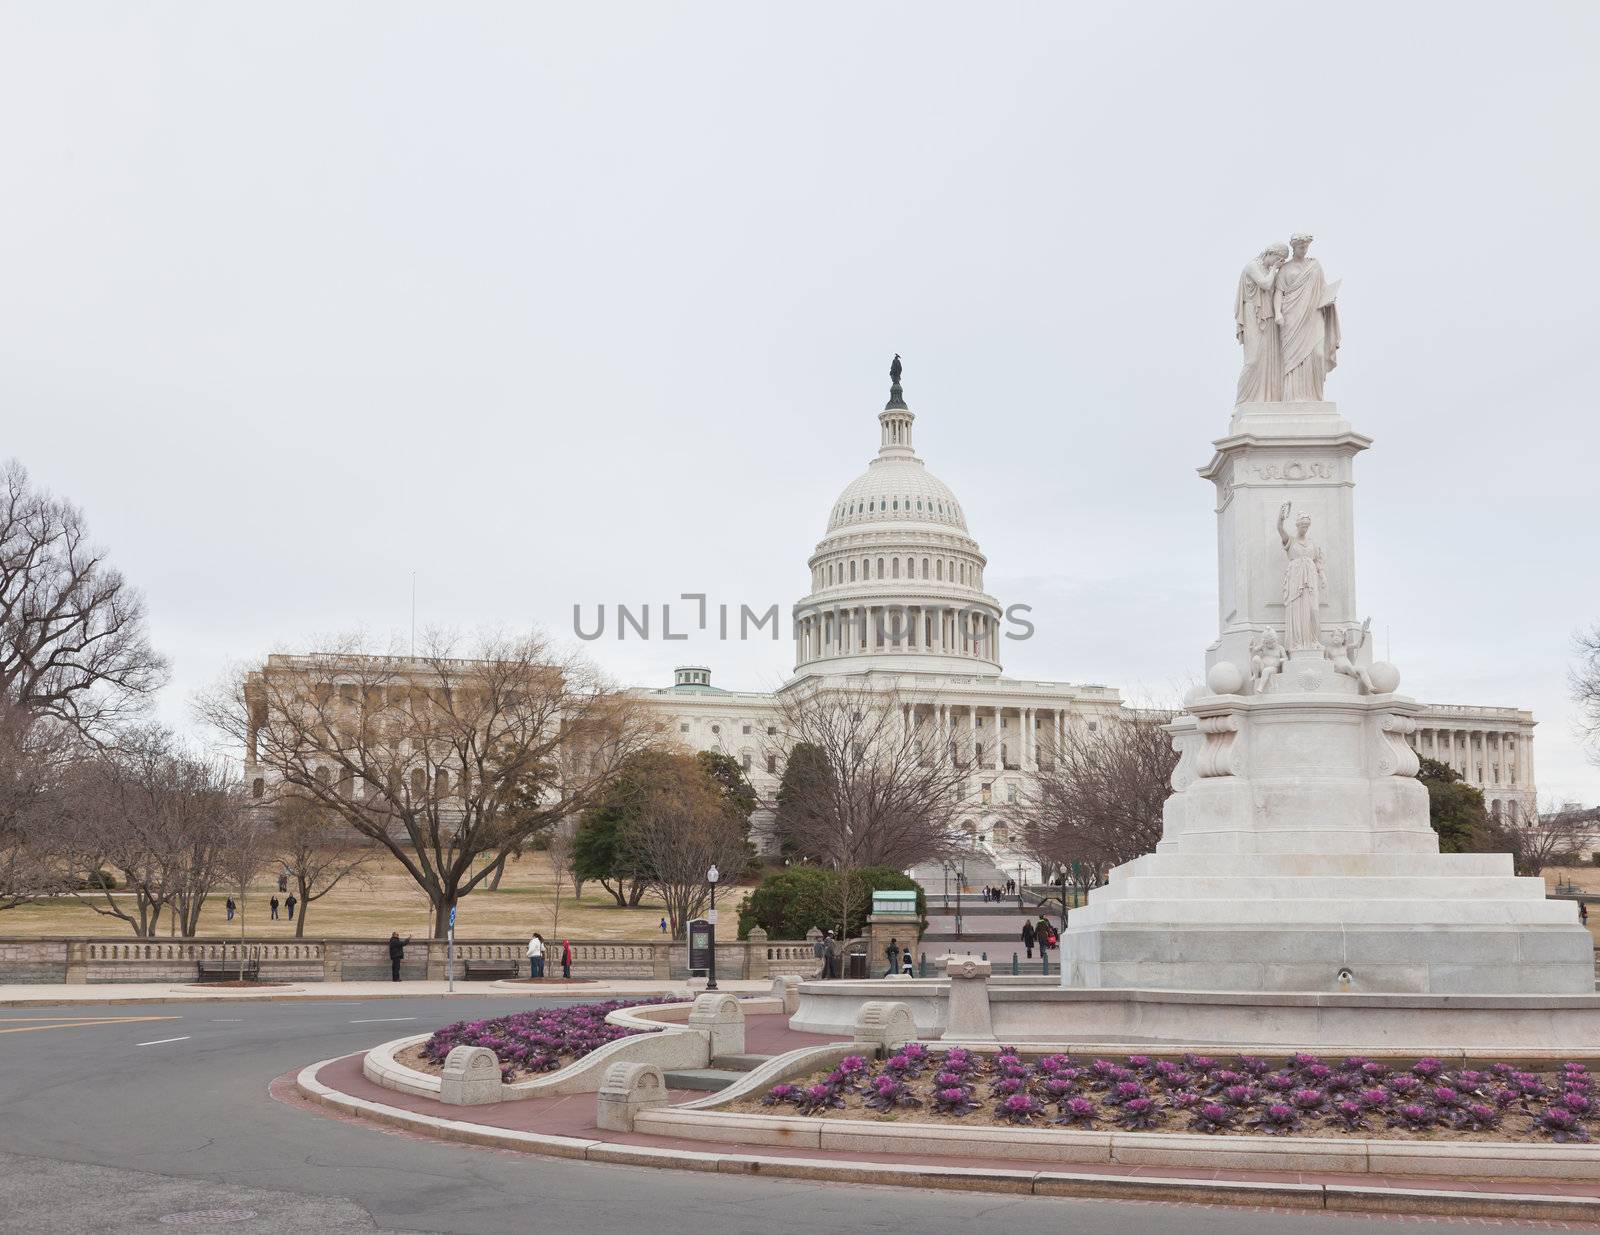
[2, 2, 1597, 804]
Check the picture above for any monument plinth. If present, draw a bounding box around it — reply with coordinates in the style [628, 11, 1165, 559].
[1060, 237, 1592, 997]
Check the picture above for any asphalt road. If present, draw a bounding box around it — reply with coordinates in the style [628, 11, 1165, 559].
[0, 996, 1573, 1235]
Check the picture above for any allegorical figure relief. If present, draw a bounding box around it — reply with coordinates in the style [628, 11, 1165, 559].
[1275, 232, 1341, 401]
[1278, 502, 1327, 651]
[1326, 616, 1374, 693]
[1234, 242, 1290, 404]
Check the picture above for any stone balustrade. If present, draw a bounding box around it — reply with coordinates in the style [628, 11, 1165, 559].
[0, 933, 827, 985]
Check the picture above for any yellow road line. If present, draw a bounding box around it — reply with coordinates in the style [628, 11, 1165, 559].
[0, 1015, 179, 1035]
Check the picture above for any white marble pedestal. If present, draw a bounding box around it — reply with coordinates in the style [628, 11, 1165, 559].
[1060, 398, 1593, 998]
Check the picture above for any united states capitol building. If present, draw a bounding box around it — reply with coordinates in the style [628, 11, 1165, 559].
[631, 365, 1539, 876]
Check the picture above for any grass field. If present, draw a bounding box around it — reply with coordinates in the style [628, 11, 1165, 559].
[0, 848, 752, 941]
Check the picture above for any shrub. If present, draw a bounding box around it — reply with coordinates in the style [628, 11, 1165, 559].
[735, 865, 926, 939]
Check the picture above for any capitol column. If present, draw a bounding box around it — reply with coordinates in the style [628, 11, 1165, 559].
[992, 706, 1003, 770]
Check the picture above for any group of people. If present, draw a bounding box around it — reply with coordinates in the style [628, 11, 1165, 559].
[377, 931, 575, 982]
[979, 880, 1018, 903]
[526, 932, 574, 980]
[1021, 915, 1059, 965]
[269, 894, 296, 921]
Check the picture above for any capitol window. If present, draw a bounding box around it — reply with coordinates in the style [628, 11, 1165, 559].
[742, 724, 751, 734]
[767, 754, 777, 773]
[711, 724, 720, 734]
[767, 725, 776, 735]
[680, 723, 689, 732]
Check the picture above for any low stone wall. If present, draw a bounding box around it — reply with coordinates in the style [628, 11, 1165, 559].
[0, 933, 824, 984]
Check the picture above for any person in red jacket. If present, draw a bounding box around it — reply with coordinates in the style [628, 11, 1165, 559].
[560, 939, 573, 980]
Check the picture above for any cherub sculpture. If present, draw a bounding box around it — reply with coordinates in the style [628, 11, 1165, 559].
[1326, 617, 1374, 694]
[1248, 627, 1288, 694]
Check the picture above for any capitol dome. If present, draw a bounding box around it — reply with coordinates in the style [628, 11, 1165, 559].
[790, 359, 1003, 678]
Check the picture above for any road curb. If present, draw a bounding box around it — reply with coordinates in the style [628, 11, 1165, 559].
[292, 1055, 1600, 1221]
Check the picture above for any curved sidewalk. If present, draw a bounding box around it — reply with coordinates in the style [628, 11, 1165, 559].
[294, 1046, 1600, 1224]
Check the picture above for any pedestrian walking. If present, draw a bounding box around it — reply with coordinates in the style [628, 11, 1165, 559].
[1582, 903, 1591, 926]
[884, 937, 901, 978]
[900, 948, 915, 976]
[527, 932, 545, 979]
[285, 894, 297, 922]
[659, 918, 668, 934]
[560, 939, 572, 980]
[387, 931, 411, 982]
[269, 896, 279, 920]
[811, 930, 827, 973]
[1021, 919, 1035, 959]
[225, 897, 236, 922]
[278, 872, 288, 893]
[822, 930, 839, 979]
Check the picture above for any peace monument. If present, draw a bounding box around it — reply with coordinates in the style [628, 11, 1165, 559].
[1059, 238, 1592, 997]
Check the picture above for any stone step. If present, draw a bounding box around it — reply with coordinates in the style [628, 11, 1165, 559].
[1096, 874, 1551, 901]
[662, 1068, 749, 1092]
[710, 1054, 771, 1073]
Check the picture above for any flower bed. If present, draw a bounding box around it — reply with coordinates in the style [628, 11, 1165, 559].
[410, 1000, 664, 1082]
[743, 1047, 1600, 1143]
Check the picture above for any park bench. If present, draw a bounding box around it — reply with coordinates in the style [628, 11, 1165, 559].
[463, 958, 520, 981]
[196, 958, 260, 982]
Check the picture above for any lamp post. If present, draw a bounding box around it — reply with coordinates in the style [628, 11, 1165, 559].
[705, 864, 720, 992]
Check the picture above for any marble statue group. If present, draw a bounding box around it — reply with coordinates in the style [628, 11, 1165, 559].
[1234, 233, 1342, 404]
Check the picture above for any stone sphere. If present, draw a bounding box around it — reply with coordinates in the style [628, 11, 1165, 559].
[1206, 661, 1245, 696]
[1367, 661, 1401, 694]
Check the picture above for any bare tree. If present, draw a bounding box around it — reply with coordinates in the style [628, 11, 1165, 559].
[622, 752, 749, 937]
[272, 793, 377, 937]
[767, 682, 969, 936]
[1574, 623, 1600, 765]
[200, 631, 658, 937]
[1013, 710, 1178, 892]
[0, 461, 168, 744]
[0, 698, 68, 910]
[58, 728, 243, 936]
[215, 797, 273, 979]
[544, 818, 578, 940]
[1489, 801, 1600, 878]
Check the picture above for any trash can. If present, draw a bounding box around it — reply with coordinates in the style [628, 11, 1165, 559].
[846, 951, 868, 980]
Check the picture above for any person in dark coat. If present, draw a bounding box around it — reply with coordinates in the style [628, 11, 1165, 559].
[388, 932, 410, 982]
[1021, 919, 1036, 959]
[225, 898, 236, 922]
[269, 896, 280, 920]
[1036, 916, 1053, 968]
[884, 938, 901, 978]
[822, 931, 839, 979]
[285, 894, 297, 921]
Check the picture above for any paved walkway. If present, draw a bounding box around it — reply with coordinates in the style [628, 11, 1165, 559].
[0, 978, 774, 1007]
